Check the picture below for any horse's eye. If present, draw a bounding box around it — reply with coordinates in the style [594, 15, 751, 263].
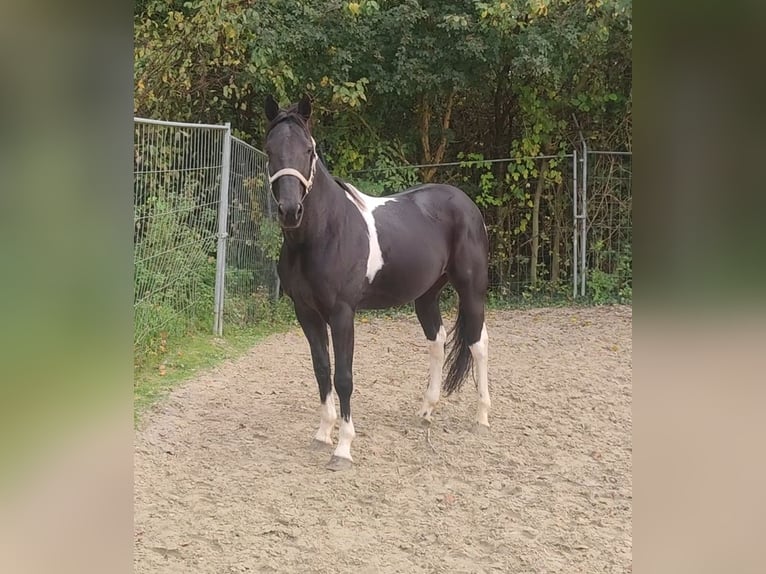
[307, 148, 313, 155]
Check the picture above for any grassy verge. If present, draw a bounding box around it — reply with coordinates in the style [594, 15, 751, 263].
[134, 298, 297, 423]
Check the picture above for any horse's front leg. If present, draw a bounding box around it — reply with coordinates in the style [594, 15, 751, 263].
[295, 304, 336, 450]
[327, 303, 356, 471]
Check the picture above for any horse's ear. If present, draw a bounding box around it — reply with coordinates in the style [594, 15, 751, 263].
[265, 95, 280, 122]
[297, 94, 312, 121]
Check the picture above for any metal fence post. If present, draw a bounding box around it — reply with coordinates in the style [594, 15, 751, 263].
[572, 148, 578, 298]
[580, 138, 588, 297]
[213, 123, 232, 336]
[265, 184, 281, 302]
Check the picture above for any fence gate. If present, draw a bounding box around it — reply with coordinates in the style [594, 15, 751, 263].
[133, 118, 277, 357]
[572, 139, 633, 300]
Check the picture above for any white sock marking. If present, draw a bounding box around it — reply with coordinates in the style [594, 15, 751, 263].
[314, 390, 337, 444]
[343, 183, 396, 282]
[469, 323, 490, 427]
[420, 325, 446, 419]
[333, 417, 356, 461]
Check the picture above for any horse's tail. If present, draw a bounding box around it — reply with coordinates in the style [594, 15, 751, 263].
[442, 304, 474, 396]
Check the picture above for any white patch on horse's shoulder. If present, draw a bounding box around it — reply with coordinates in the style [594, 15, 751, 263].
[344, 183, 396, 282]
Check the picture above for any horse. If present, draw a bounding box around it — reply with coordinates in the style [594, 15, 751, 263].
[263, 95, 490, 471]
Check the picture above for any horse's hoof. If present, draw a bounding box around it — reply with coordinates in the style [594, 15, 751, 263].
[418, 413, 433, 426]
[472, 422, 491, 435]
[326, 455, 353, 471]
[309, 439, 333, 452]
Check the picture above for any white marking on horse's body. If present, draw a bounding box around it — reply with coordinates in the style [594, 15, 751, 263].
[469, 322, 490, 427]
[343, 183, 396, 282]
[333, 417, 356, 461]
[314, 390, 337, 444]
[420, 325, 447, 421]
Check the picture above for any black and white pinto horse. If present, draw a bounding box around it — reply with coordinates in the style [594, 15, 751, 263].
[263, 95, 490, 470]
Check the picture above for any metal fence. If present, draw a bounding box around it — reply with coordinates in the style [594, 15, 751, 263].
[222, 137, 281, 331]
[583, 151, 632, 302]
[350, 145, 632, 302]
[134, 116, 631, 361]
[133, 118, 277, 362]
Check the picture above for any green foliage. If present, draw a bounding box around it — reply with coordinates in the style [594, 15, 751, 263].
[588, 241, 632, 304]
[258, 218, 283, 262]
[135, 0, 262, 122]
[223, 287, 296, 330]
[330, 77, 370, 108]
[458, 152, 498, 207]
[134, 0, 630, 164]
[134, 183, 218, 365]
[588, 269, 618, 304]
[369, 149, 421, 193]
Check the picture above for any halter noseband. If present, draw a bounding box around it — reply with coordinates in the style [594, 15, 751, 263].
[267, 136, 318, 202]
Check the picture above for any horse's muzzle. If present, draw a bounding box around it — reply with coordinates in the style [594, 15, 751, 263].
[277, 201, 304, 228]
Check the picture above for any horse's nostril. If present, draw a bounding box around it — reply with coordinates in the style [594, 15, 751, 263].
[277, 203, 285, 216]
[296, 204, 304, 218]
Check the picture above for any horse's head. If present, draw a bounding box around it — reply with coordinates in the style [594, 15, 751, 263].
[264, 94, 317, 229]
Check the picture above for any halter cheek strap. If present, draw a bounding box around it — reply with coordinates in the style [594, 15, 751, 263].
[268, 137, 318, 200]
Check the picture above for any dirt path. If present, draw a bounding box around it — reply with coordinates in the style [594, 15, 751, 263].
[135, 306, 632, 573]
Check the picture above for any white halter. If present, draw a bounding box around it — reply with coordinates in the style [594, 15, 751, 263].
[268, 137, 318, 199]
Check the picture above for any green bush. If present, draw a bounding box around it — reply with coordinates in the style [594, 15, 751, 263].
[134, 185, 218, 365]
[588, 241, 632, 304]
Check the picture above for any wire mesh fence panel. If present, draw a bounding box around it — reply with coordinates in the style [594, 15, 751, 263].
[222, 137, 280, 332]
[585, 152, 632, 303]
[133, 119, 227, 362]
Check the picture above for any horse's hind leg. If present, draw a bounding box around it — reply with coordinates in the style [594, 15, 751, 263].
[414, 278, 447, 423]
[456, 292, 490, 431]
[448, 244, 490, 431]
[294, 304, 336, 450]
[469, 310, 490, 431]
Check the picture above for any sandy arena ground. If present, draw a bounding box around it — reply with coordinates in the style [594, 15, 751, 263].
[135, 306, 632, 573]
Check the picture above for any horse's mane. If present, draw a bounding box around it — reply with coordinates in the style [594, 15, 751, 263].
[333, 177, 366, 211]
